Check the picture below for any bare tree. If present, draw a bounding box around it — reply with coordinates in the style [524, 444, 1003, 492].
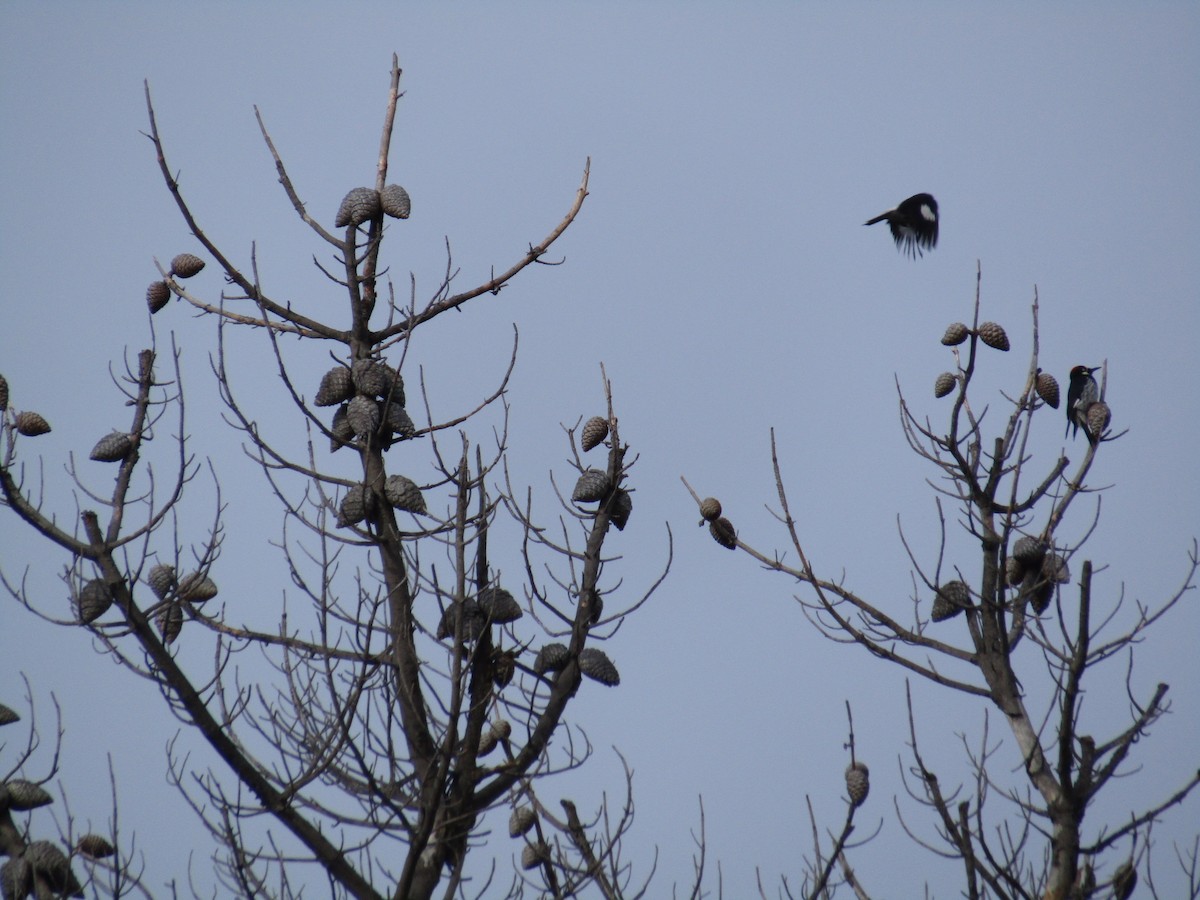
[687, 268, 1199, 899]
[0, 680, 154, 900]
[1, 58, 674, 899]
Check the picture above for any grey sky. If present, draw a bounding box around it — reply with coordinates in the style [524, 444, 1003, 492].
[2, 4, 1198, 896]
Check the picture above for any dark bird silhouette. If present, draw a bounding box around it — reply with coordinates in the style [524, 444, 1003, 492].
[1066, 365, 1099, 440]
[864, 193, 939, 258]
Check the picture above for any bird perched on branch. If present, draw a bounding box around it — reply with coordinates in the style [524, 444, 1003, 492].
[864, 193, 939, 258]
[1066, 365, 1100, 440]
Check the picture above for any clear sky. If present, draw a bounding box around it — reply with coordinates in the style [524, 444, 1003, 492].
[2, 3, 1198, 897]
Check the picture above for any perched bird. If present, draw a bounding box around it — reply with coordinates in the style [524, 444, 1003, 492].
[864, 193, 939, 258]
[1066, 365, 1100, 440]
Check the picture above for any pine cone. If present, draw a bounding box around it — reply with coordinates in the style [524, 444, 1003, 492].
[845, 762, 870, 807]
[156, 602, 183, 644]
[1044, 552, 1070, 584]
[490, 651, 517, 688]
[934, 372, 956, 398]
[477, 586, 522, 623]
[709, 516, 737, 549]
[1086, 401, 1110, 441]
[534, 642, 570, 675]
[351, 359, 390, 397]
[1111, 861, 1137, 900]
[147, 563, 176, 600]
[380, 184, 411, 219]
[1035, 370, 1060, 408]
[146, 280, 171, 313]
[572, 469, 611, 503]
[1025, 574, 1054, 614]
[698, 497, 722, 523]
[76, 834, 116, 859]
[436, 601, 484, 643]
[330, 404, 353, 451]
[386, 371, 406, 407]
[581, 416, 609, 451]
[932, 580, 971, 622]
[976, 321, 1010, 351]
[1019, 552, 1067, 614]
[315, 366, 354, 407]
[334, 187, 381, 227]
[579, 647, 620, 686]
[521, 841, 550, 870]
[478, 727, 500, 757]
[169, 253, 205, 278]
[24, 840, 83, 898]
[383, 401, 416, 439]
[337, 485, 375, 527]
[89, 431, 133, 462]
[1012, 536, 1046, 569]
[941, 322, 969, 346]
[384, 474, 426, 514]
[0, 373, 7, 412]
[77, 578, 114, 624]
[15, 411, 51, 436]
[346, 396, 380, 438]
[609, 488, 633, 531]
[357, 360, 403, 405]
[178, 572, 219, 603]
[508, 806, 537, 838]
[5, 779, 53, 810]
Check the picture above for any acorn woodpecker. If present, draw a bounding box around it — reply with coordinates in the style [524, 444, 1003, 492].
[1065, 365, 1099, 441]
[864, 193, 939, 258]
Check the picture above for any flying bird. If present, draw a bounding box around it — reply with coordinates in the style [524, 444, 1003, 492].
[1065, 365, 1099, 440]
[864, 193, 939, 258]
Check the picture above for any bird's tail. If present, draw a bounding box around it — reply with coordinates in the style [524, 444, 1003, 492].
[863, 212, 891, 226]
